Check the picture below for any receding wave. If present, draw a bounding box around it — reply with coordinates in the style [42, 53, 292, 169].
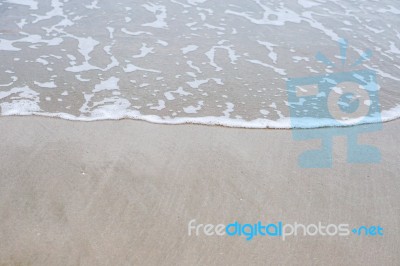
[1, 0, 399, 128]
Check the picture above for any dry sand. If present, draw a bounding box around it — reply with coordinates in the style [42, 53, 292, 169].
[0, 116, 399, 265]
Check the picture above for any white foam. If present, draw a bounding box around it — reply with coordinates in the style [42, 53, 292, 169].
[0, 76, 18, 87]
[75, 75, 90, 82]
[0, 39, 20, 51]
[156, 40, 168, 46]
[187, 78, 223, 89]
[388, 42, 400, 55]
[93, 77, 120, 93]
[183, 101, 203, 113]
[63, 36, 99, 72]
[36, 58, 49, 65]
[187, 0, 208, 6]
[142, 4, 168, 29]
[246, 59, 286, 76]
[298, 0, 320, 8]
[132, 43, 154, 58]
[121, 28, 152, 36]
[85, 0, 99, 9]
[205, 41, 239, 71]
[187, 61, 202, 73]
[164, 87, 192, 100]
[0, 34, 63, 51]
[32, 0, 71, 27]
[226, 3, 301, 26]
[123, 64, 161, 73]
[1, 0, 400, 130]
[378, 5, 400, 15]
[106, 27, 114, 39]
[5, 0, 38, 10]
[16, 19, 27, 29]
[150, 100, 166, 110]
[34, 81, 57, 88]
[181, 45, 199, 54]
[0, 86, 41, 115]
[257, 40, 278, 64]
[223, 102, 234, 117]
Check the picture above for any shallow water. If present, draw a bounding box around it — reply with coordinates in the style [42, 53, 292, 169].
[0, 0, 399, 128]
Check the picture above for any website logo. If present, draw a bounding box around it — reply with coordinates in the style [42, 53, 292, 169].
[188, 219, 384, 241]
[286, 39, 382, 168]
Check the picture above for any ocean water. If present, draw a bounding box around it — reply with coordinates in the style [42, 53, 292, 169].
[0, 0, 399, 128]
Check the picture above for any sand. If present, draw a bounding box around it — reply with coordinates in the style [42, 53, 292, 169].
[0, 116, 399, 265]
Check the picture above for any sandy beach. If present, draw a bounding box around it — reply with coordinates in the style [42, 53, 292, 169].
[0, 116, 398, 265]
[1, 0, 400, 265]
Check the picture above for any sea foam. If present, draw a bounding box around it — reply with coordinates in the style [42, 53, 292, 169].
[0, 0, 399, 129]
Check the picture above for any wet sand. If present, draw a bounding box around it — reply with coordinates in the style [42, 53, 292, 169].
[0, 116, 399, 265]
